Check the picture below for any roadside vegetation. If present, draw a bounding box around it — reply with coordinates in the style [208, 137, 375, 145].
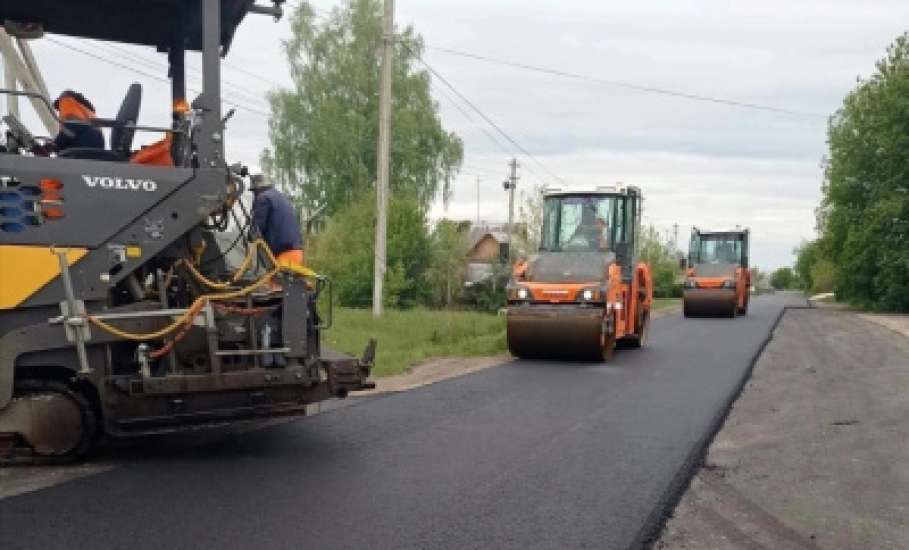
[639, 226, 684, 299]
[796, 33, 909, 311]
[323, 308, 506, 377]
[653, 297, 681, 311]
[769, 266, 798, 291]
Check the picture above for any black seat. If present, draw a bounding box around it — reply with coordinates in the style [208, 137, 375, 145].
[58, 83, 142, 161]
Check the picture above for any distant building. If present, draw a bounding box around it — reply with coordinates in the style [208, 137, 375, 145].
[468, 231, 509, 261]
[465, 225, 514, 285]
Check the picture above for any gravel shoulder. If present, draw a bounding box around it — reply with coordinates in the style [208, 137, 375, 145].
[657, 308, 909, 549]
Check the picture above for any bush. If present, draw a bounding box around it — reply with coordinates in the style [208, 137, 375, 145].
[770, 267, 797, 290]
[640, 225, 682, 298]
[462, 263, 509, 312]
[308, 192, 431, 308]
[810, 259, 835, 294]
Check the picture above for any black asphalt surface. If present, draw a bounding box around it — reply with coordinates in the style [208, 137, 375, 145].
[0, 294, 801, 550]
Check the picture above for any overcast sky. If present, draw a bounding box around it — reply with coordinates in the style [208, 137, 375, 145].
[12, 1, 909, 269]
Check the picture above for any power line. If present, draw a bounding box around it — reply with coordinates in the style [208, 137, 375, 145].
[74, 38, 273, 111]
[425, 45, 827, 119]
[416, 54, 566, 187]
[430, 83, 515, 163]
[44, 37, 273, 118]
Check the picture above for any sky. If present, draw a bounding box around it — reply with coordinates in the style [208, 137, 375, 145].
[8, 0, 909, 269]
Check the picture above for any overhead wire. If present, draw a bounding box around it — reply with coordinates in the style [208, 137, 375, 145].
[45, 37, 274, 118]
[92, 39, 275, 110]
[53, 37, 273, 113]
[415, 53, 566, 187]
[424, 45, 828, 120]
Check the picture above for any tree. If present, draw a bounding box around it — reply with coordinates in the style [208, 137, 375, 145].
[512, 184, 545, 258]
[307, 191, 430, 308]
[425, 219, 471, 307]
[795, 239, 835, 294]
[263, 0, 463, 217]
[818, 32, 909, 310]
[770, 267, 796, 290]
[640, 225, 681, 298]
[794, 239, 821, 291]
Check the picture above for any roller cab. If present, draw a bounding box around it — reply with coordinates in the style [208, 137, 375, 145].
[682, 227, 751, 318]
[506, 186, 653, 361]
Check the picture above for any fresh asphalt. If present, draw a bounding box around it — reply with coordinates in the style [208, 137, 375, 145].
[0, 294, 802, 550]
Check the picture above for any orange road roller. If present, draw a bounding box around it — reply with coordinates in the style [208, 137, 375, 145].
[506, 186, 653, 360]
[683, 227, 751, 317]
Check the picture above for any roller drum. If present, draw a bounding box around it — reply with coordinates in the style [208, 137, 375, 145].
[683, 288, 737, 317]
[506, 305, 605, 360]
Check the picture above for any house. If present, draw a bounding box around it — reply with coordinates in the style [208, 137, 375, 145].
[465, 226, 512, 285]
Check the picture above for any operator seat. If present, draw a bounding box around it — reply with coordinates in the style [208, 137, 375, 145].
[58, 83, 142, 162]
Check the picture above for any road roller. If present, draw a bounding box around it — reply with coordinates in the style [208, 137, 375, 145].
[506, 186, 653, 360]
[0, 0, 375, 464]
[682, 227, 751, 317]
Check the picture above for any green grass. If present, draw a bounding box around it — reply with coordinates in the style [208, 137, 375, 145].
[653, 297, 682, 311]
[323, 308, 506, 377]
[326, 300, 680, 377]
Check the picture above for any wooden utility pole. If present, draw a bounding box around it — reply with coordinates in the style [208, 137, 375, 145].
[373, 0, 394, 318]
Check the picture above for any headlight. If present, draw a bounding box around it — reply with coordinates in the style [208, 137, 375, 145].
[517, 288, 529, 300]
[582, 289, 594, 301]
[684, 280, 698, 289]
[721, 280, 736, 289]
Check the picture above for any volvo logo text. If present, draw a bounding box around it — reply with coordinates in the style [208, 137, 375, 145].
[82, 175, 158, 192]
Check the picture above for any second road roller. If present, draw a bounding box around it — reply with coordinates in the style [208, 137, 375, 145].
[682, 227, 752, 317]
[506, 185, 653, 360]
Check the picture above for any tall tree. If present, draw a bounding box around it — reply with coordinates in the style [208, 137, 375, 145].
[426, 219, 471, 307]
[820, 33, 909, 310]
[263, 0, 463, 216]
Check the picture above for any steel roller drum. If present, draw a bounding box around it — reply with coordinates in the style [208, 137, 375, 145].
[506, 305, 605, 360]
[683, 288, 737, 317]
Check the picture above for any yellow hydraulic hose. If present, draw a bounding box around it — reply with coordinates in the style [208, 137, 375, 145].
[87, 240, 318, 342]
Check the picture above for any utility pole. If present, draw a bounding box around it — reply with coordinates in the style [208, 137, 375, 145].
[672, 222, 679, 252]
[503, 158, 518, 231]
[372, 0, 394, 318]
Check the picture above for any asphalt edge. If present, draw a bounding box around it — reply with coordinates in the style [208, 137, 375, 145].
[628, 302, 811, 550]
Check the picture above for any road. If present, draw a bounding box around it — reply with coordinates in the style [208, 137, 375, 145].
[0, 293, 802, 550]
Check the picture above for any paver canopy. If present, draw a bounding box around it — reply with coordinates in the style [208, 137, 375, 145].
[1, 0, 255, 51]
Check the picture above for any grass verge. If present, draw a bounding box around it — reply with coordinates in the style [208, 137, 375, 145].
[323, 308, 506, 378]
[653, 298, 682, 311]
[327, 300, 679, 378]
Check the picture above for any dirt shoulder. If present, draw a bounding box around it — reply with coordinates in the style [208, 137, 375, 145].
[859, 313, 909, 340]
[657, 309, 909, 549]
